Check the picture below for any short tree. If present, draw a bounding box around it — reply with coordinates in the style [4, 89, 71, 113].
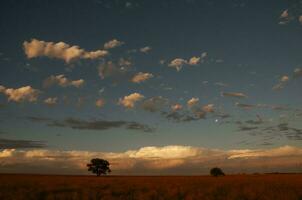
[210, 167, 225, 177]
[87, 158, 111, 176]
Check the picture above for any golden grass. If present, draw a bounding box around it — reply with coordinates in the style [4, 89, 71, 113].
[0, 174, 301, 200]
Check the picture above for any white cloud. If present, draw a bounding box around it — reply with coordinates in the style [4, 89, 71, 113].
[43, 74, 84, 88]
[169, 53, 207, 71]
[201, 52, 208, 59]
[103, 39, 124, 49]
[131, 72, 154, 83]
[187, 97, 199, 108]
[188, 56, 201, 65]
[23, 39, 108, 63]
[0, 85, 39, 102]
[140, 46, 152, 53]
[44, 97, 58, 106]
[1, 145, 301, 175]
[119, 93, 144, 108]
[168, 58, 187, 71]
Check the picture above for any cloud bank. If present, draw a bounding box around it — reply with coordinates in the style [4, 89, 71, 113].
[0, 145, 301, 175]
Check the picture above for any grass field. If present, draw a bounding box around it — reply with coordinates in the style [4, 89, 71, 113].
[0, 174, 301, 200]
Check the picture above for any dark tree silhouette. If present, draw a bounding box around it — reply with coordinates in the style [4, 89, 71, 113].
[210, 167, 225, 177]
[87, 158, 111, 176]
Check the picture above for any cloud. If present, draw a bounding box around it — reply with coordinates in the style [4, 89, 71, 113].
[119, 93, 144, 109]
[222, 92, 248, 98]
[23, 39, 108, 63]
[235, 102, 257, 110]
[98, 60, 131, 80]
[103, 39, 124, 49]
[214, 82, 229, 87]
[0, 138, 46, 149]
[188, 56, 201, 65]
[201, 52, 208, 59]
[187, 97, 199, 108]
[168, 58, 187, 71]
[131, 72, 154, 83]
[273, 75, 289, 90]
[140, 46, 152, 53]
[293, 68, 302, 78]
[171, 103, 183, 112]
[202, 104, 214, 113]
[0, 85, 39, 102]
[280, 9, 289, 19]
[141, 96, 168, 112]
[29, 117, 153, 133]
[1, 145, 301, 174]
[228, 145, 302, 159]
[168, 53, 208, 71]
[95, 98, 105, 108]
[43, 74, 84, 88]
[162, 104, 207, 123]
[162, 111, 199, 123]
[44, 97, 58, 106]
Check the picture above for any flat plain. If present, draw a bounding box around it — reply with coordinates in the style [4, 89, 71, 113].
[0, 174, 301, 200]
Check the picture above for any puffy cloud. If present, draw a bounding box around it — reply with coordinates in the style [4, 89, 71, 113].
[280, 9, 289, 19]
[187, 97, 199, 108]
[281, 75, 289, 82]
[222, 92, 248, 98]
[43, 74, 84, 88]
[140, 46, 152, 53]
[188, 56, 200, 65]
[131, 72, 154, 83]
[82, 50, 108, 59]
[1, 145, 301, 174]
[23, 39, 108, 63]
[168, 58, 187, 71]
[44, 97, 58, 106]
[141, 96, 168, 112]
[169, 53, 207, 71]
[95, 98, 105, 108]
[202, 104, 214, 113]
[0, 85, 39, 102]
[171, 103, 183, 112]
[119, 93, 144, 108]
[103, 39, 124, 49]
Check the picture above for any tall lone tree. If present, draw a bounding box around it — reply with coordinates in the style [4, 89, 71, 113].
[210, 167, 225, 177]
[87, 158, 111, 176]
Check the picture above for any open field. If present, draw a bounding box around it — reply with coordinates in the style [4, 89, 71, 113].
[0, 174, 302, 200]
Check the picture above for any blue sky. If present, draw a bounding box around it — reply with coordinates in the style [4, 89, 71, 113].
[0, 0, 302, 174]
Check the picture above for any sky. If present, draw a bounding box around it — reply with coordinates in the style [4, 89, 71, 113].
[0, 0, 302, 175]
